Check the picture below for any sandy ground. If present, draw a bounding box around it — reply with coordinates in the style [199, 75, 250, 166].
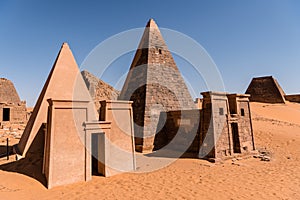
[0, 102, 300, 200]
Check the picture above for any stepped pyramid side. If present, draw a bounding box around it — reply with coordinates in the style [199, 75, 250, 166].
[17, 43, 96, 156]
[119, 19, 195, 152]
[0, 78, 27, 124]
[246, 76, 286, 104]
[0, 78, 21, 103]
[81, 70, 120, 113]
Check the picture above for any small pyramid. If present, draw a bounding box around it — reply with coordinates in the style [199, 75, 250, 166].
[17, 43, 95, 156]
[119, 19, 195, 152]
[246, 76, 286, 103]
[0, 78, 21, 103]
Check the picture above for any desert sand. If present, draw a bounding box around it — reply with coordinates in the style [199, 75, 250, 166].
[0, 102, 299, 200]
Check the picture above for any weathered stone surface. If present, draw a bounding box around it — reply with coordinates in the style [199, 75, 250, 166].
[0, 78, 21, 103]
[285, 94, 300, 103]
[119, 19, 195, 152]
[0, 78, 27, 126]
[154, 109, 201, 155]
[246, 76, 286, 103]
[198, 92, 255, 160]
[81, 70, 120, 113]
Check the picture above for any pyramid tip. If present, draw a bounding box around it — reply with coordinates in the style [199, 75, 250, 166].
[62, 42, 69, 47]
[146, 18, 158, 28]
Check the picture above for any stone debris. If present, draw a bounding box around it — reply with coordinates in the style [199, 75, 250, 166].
[0, 122, 25, 139]
[253, 149, 272, 162]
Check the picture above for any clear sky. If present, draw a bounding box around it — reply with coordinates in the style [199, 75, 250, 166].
[0, 0, 300, 106]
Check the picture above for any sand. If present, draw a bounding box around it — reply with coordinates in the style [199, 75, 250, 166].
[0, 102, 300, 200]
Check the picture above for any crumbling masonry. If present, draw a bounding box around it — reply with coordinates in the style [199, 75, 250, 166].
[0, 78, 27, 128]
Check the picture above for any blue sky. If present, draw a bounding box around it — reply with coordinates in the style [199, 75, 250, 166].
[0, 0, 300, 106]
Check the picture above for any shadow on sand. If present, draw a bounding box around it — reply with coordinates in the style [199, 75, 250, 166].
[0, 125, 46, 187]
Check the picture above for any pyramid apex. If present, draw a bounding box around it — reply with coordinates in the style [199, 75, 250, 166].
[146, 18, 159, 28]
[62, 42, 70, 48]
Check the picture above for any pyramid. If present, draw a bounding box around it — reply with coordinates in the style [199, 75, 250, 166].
[81, 70, 120, 113]
[119, 19, 196, 152]
[17, 43, 95, 156]
[0, 78, 21, 103]
[246, 76, 286, 104]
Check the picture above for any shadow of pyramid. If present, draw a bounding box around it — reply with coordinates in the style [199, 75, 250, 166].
[0, 124, 46, 187]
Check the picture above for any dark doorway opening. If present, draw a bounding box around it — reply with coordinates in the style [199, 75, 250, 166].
[3, 108, 10, 121]
[231, 123, 241, 153]
[91, 133, 105, 176]
[241, 108, 245, 116]
[92, 133, 99, 175]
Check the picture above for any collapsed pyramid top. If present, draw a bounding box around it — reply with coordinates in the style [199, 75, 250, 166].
[246, 76, 286, 103]
[0, 78, 21, 103]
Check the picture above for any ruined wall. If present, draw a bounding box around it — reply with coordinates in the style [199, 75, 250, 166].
[0, 103, 26, 123]
[199, 92, 255, 160]
[246, 76, 286, 103]
[235, 100, 254, 152]
[285, 94, 300, 103]
[0, 78, 27, 124]
[153, 109, 200, 155]
[212, 95, 231, 159]
[199, 92, 231, 159]
[194, 98, 203, 109]
[199, 100, 213, 158]
[81, 70, 120, 114]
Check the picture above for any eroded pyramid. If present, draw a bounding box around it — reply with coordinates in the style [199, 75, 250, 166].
[246, 76, 286, 104]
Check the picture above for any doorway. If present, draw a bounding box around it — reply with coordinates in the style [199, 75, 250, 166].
[231, 123, 241, 153]
[91, 133, 105, 175]
[3, 108, 10, 121]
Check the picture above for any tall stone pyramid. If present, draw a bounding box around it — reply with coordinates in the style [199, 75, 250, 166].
[119, 19, 196, 152]
[17, 43, 96, 156]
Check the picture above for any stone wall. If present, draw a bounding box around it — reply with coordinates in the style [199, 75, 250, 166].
[0, 103, 27, 123]
[199, 92, 255, 161]
[285, 94, 300, 103]
[0, 78, 27, 125]
[210, 93, 231, 159]
[153, 109, 200, 155]
[227, 94, 255, 154]
[194, 98, 203, 109]
[246, 76, 286, 103]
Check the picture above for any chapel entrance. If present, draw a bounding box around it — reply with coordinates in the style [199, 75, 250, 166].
[231, 123, 241, 153]
[3, 108, 10, 121]
[91, 133, 105, 175]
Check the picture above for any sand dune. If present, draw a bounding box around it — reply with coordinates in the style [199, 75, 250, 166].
[0, 102, 300, 200]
